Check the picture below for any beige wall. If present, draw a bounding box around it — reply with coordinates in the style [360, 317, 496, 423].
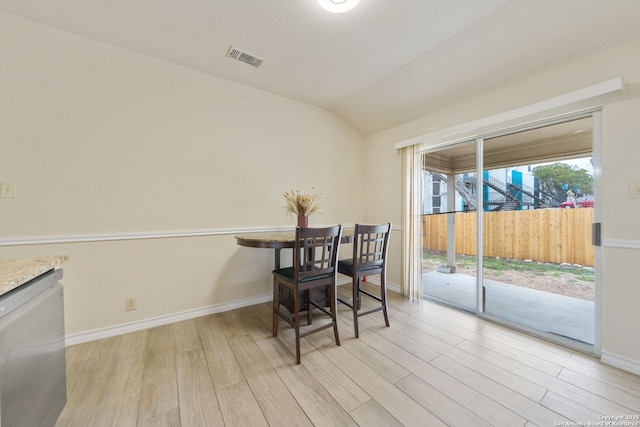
[601, 97, 640, 367]
[3, 10, 640, 371]
[365, 36, 640, 369]
[0, 13, 366, 335]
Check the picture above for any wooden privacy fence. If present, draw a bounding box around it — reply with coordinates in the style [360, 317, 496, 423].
[422, 208, 594, 266]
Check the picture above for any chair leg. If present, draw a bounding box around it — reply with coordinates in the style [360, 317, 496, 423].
[273, 279, 279, 337]
[352, 276, 360, 338]
[380, 273, 390, 327]
[307, 290, 313, 325]
[294, 286, 301, 364]
[355, 277, 362, 310]
[330, 283, 340, 346]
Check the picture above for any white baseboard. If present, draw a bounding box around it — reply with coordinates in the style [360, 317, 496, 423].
[601, 350, 640, 376]
[65, 277, 402, 347]
[64, 293, 272, 346]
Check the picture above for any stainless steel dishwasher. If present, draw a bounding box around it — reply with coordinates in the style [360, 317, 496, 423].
[0, 268, 67, 427]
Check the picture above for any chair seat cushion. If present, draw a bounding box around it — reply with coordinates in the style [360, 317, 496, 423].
[337, 259, 382, 276]
[272, 266, 332, 283]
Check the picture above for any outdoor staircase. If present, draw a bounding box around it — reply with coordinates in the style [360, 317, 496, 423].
[484, 176, 564, 210]
[500, 200, 520, 211]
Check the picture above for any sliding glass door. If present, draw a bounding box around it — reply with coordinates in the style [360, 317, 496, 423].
[421, 140, 478, 313]
[420, 114, 598, 350]
[480, 118, 596, 346]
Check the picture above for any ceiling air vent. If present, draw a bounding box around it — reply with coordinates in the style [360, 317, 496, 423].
[226, 46, 263, 68]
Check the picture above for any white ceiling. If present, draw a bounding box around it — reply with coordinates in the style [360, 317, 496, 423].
[3, 0, 640, 136]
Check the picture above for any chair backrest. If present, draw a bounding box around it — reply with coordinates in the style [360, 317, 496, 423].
[294, 225, 343, 282]
[352, 223, 391, 273]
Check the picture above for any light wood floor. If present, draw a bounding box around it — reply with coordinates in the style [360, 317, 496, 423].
[55, 286, 640, 427]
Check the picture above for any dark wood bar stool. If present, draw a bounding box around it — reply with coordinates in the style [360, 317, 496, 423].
[338, 223, 391, 338]
[272, 225, 343, 364]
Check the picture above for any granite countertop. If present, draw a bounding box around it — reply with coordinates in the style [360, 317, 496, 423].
[0, 255, 69, 297]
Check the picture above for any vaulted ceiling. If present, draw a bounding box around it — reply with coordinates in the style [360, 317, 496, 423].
[2, 0, 640, 136]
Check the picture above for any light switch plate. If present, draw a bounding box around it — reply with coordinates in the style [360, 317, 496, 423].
[0, 182, 16, 198]
[629, 181, 640, 199]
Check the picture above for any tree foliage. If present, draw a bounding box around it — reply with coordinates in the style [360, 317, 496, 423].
[531, 162, 593, 203]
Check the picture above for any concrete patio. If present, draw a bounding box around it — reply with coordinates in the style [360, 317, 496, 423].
[423, 270, 595, 345]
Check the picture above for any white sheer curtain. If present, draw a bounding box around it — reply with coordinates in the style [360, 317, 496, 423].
[402, 144, 423, 302]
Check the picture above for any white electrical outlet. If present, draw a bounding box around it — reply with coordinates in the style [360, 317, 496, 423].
[125, 297, 137, 311]
[0, 182, 16, 198]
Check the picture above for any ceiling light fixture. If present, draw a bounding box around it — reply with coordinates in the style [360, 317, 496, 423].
[317, 0, 360, 13]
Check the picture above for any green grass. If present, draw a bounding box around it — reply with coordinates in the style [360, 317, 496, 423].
[423, 250, 595, 283]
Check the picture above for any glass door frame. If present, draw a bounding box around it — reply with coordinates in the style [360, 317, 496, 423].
[423, 110, 602, 355]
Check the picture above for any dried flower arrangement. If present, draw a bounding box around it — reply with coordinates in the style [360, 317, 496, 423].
[283, 189, 322, 217]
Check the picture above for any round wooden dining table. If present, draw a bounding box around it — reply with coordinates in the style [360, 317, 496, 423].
[234, 228, 354, 269]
